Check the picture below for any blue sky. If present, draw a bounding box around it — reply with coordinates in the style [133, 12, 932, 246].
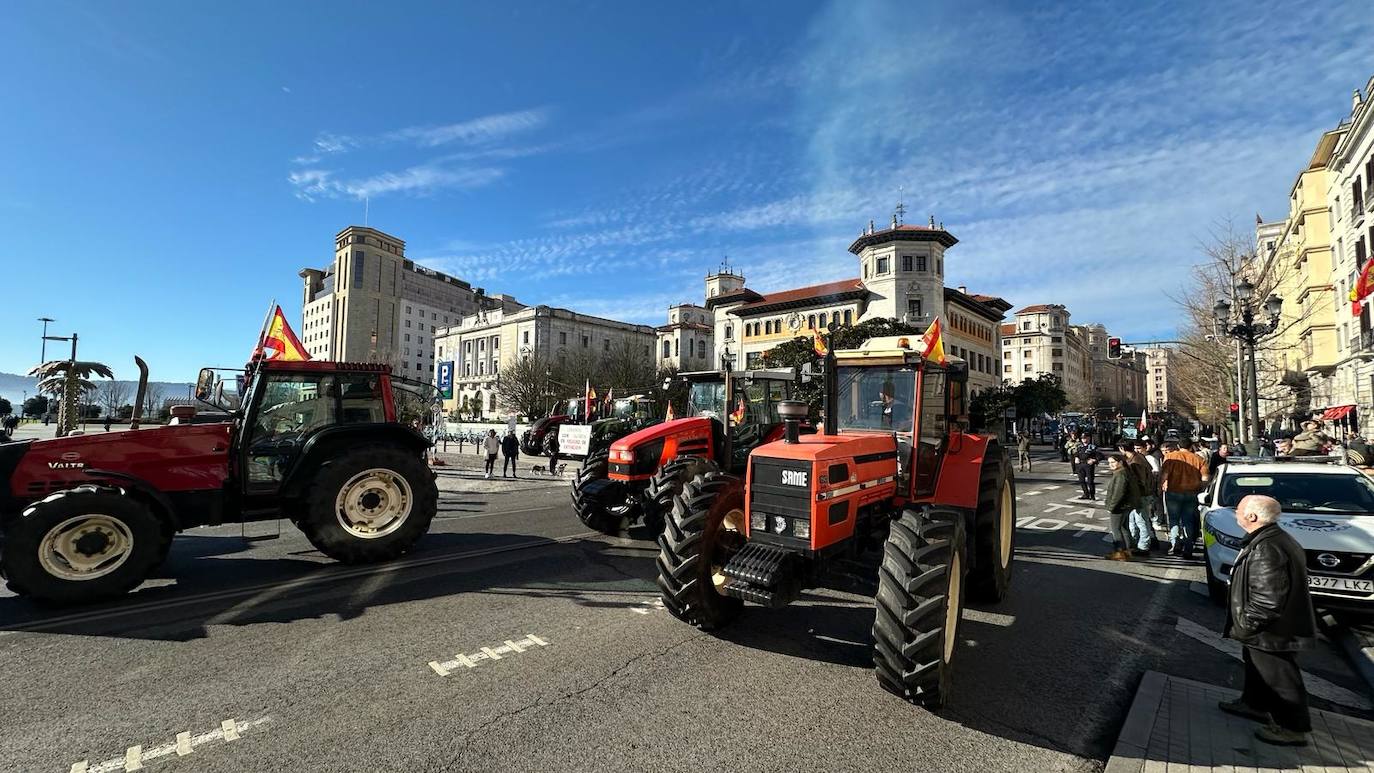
[2, 0, 1371, 383]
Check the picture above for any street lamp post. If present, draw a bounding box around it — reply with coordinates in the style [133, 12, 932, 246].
[37, 317, 55, 364]
[1214, 279, 1283, 445]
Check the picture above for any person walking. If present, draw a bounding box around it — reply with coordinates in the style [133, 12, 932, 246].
[1136, 438, 1164, 533]
[482, 429, 500, 479]
[546, 432, 560, 476]
[1220, 494, 1316, 747]
[1065, 432, 1081, 473]
[1161, 439, 1209, 557]
[500, 430, 519, 478]
[1119, 442, 1155, 555]
[1072, 437, 1102, 500]
[1102, 455, 1142, 561]
[1017, 432, 1032, 473]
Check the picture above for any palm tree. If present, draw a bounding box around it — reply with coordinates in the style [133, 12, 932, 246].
[28, 360, 114, 437]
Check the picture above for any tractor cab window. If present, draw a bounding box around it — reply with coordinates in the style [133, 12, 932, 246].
[688, 381, 725, 419]
[391, 376, 439, 429]
[338, 373, 384, 424]
[246, 373, 338, 484]
[835, 365, 916, 433]
[914, 368, 948, 496]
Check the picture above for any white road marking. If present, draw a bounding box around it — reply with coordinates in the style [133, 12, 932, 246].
[1070, 523, 1107, 538]
[1024, 518, 1070, 531]
[1174, 616, 1372, 710]
[963, 608, 1015, 626]
[1043, 485, 1062, 491]
[1042, 503, 1074, 513]
[1023, 490, 1041, 496]
[4, 532, 599, 635]
[73, 717, 271, 773]
[429, 633, 549, 676]
[630, 598, 665, 615]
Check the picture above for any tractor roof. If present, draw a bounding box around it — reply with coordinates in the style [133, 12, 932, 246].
[678, 367, 796, 382]
[258, 360, 392, 374]
[834, 336, 925, 363]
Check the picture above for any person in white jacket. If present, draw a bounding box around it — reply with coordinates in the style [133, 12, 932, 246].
[482, 429, 500, 479]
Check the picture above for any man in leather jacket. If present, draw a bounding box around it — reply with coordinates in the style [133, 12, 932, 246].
[1220, 494, 1316, 746]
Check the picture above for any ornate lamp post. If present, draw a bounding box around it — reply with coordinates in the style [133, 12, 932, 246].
[1214, 279, 1283, 444]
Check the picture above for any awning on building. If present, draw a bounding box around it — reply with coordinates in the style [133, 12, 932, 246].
[1319, 405, 1355, 421]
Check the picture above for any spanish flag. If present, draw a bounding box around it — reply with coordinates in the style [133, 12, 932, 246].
[1350, 257, 1374, 316]
[259, 306, 310, 362]
[920, 318, 946, 365]
[812, 328, 829, 357]
[730, 399, 746, 425]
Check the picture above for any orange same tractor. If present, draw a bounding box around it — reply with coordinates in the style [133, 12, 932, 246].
[655, 336, 1016, 708]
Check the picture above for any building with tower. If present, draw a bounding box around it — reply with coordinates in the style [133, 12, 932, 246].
[700, 215, 1009, 395]
[299, 225, 489, 379]
[656, 303, 715, 371]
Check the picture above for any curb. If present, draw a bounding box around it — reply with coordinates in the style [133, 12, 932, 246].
[1334, 623, 1374, 697]
[1103, 670, 1167, 773]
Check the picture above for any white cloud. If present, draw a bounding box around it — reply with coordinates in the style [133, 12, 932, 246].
[386, 109, 548, 148]
[288, 163, 503, 201]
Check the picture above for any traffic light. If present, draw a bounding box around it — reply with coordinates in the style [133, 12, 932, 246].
[1229, 403, 1240, 421]
[1107, 337, 1122, 359]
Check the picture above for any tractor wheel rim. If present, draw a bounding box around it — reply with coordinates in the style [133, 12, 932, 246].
[336, 468, 412, 539]
[709, 506, 746, 595]
[999, 479, 1014, 568]
[944, 551, 961, 664]
[38, 514, 134, 581]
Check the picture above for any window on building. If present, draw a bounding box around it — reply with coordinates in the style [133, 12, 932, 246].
[901, 255, 912, 271]
[603, 339, 610, 352]
[876, 257, 890, 274]
[352, 252, 364, 289]
[697, 340, 706, 359]
[478, 362, 485, 375]
[405, 334, 412, 342]
[916, 255, 927, 271]
[1024, 364, 1033, 372]
[1052, 348, 1062, 357]
[418, 336, 423, 345]
[843, 310, 852, 325]
[807, 314, 815, 329]
[863, 264, 869, 279]
[908, 299, 921, 317]
[937, 257, 942, 274]
[478, 339, 484, 351]
[725, 324, 733, 339]
[405, 320, 412, 328]
[1022, 349, 1032, 357]
[523, 331, 530, 344]
[582, 335, 589, 348]
[830, 311, 840, 327]
[431, 312, 436, 320]
[406, 306, 412, 314]
[1052, 363, 1063, 371]
[1003, 351, 1011, 359]
[662, 340, 671, 358]
[1004, 364, 1012, 373]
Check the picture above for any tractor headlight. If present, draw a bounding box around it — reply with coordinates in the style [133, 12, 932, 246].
[793, 519, 811, 540]
[750, 511, 766, 531]
[772, 515, 787, 534]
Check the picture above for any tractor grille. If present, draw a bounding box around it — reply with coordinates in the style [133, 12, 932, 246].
[749, 457, 811, 520]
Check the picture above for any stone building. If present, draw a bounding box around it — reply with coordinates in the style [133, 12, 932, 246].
[299, 226, 487, 380]
[999, 304, 1095, 409]
[1326, 76, 1374, 436]
[433, 304, 655, 417]
[1141, 346, 1185, 415]
[656, 303, 715, 371]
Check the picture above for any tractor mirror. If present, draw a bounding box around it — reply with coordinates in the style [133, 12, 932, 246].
[195, 368, 216, 400]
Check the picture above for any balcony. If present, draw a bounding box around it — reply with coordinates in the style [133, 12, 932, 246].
[1349, 329, 1374, 353]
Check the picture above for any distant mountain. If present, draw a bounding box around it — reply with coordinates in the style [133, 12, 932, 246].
[0, 371, 193, 407]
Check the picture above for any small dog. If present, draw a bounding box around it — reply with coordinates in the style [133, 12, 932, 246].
[529, 463, 567, 475]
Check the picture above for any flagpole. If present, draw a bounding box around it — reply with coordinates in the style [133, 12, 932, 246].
[251, 299, 276, 366]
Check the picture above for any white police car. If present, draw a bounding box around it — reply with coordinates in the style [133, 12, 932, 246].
[1201, 460, 1374, 614]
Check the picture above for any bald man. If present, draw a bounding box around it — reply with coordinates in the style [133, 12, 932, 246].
[1220, 494, 1316, 747]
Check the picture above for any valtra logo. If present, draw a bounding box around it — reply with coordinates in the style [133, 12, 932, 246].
[48, 451, 86, 470]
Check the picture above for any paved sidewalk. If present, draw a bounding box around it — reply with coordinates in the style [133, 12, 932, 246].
[1106, 671, 1374, 772]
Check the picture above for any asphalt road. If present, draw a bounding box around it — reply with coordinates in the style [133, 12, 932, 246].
[2, 447, 1370, 773]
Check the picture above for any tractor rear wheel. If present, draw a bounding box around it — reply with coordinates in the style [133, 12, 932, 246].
[872, 506, 967, 709]
[298, 446, 437, 564]
[969, 453, 1016, 603]
[571, 449, 627, 535]
[645, 455, 717, 533]
[656, 471, 745, 630]
[1, 488, 164, 604]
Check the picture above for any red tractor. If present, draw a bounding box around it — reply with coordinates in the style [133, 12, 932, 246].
[655, 337, 1015, 708]
[0, 359, 438, 604]
[571, 368, 798, 536]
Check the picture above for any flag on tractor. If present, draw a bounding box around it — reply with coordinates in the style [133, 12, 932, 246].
[1138, 414, 1148, 432]
[585, 380, 596, 419]
[730, 397, 746, 425]
[256, 305, 310, 362]
[1350, 257, 1374, 315]
[812, 328, 829, 357]
[665, 403, 675, 421]
[919, 318, 946, 365]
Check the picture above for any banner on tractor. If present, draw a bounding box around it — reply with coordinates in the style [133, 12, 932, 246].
[437, 362, 454, 399]
[558, 424, 592, 458]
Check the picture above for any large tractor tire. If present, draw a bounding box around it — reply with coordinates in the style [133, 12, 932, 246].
[297, 446, 437, 564]
[644, 455, 718, 533]
[872, 506, 967, 710]
[656, 471, 746, 631]
[571, 449, 626, 535]
[1, 487, 165, 604]
[968, 453, 1016, 603]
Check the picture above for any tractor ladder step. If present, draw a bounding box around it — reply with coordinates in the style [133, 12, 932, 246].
[721, 542, 804, 609]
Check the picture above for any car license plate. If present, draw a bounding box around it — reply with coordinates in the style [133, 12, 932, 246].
[1308, 575, 1374, 593]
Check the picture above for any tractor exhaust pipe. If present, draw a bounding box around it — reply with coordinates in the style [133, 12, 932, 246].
[778, 400, 807, 444]
[129, 356, 149, 429]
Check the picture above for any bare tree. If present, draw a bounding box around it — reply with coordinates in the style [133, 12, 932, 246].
[497, 353, 555, 418]
[600, 339, 656, 393]
[98, 379, 130, 419]
[141, 384, 165, 421]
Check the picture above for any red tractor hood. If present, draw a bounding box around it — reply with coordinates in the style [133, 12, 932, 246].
[10, 422, 234, 497]
[609, 416, 713, 454]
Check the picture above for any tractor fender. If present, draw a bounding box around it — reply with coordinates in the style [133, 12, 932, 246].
[931, 433, 1005, 552]
[80, 469, 180, 532]
[279, 424, 431, 499]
